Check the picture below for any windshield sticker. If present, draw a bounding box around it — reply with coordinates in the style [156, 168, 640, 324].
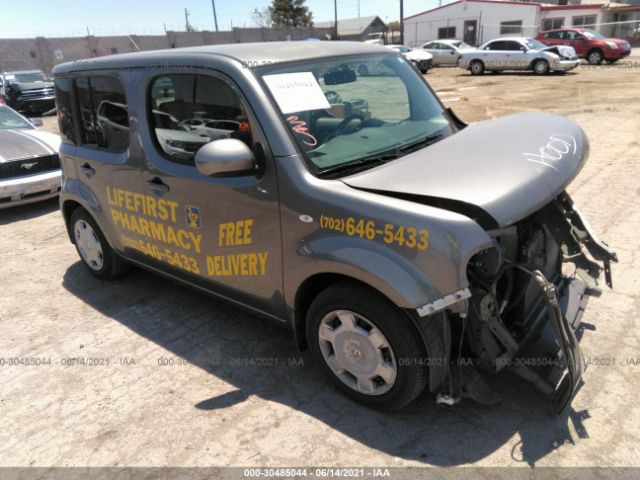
[287, 116, 317, 147]
[263, 72, 331, 114]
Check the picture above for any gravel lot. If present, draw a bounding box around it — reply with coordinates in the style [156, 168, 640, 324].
[1, 60, 639, 470]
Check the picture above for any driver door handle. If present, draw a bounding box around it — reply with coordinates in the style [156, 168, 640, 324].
[147, 177, 170, 194]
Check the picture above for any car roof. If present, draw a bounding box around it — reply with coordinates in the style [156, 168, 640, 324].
[432, 39, 460, 44]
[53, 41, 390, 74]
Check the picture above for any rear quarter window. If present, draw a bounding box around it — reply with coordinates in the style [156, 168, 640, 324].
[74, 75, 130, 152]
[54, 78, 76, 145]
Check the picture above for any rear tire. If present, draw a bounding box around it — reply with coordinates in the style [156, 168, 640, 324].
[470, 60, 485, 75]
[70, 207, 129, 280]
[306, 281, 427, 410]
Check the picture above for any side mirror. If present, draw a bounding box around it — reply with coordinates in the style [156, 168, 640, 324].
[29, 117, 44, 127]
[195, 138, 256, 177]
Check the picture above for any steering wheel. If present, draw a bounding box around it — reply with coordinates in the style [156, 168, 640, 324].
[326, 114, 365, 141]
[324, 90, 342, 104]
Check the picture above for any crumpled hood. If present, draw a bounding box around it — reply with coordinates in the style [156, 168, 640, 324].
[341, 112, 588, 228]
[0, 129, 60, 163]
[542, 45, 576, 58]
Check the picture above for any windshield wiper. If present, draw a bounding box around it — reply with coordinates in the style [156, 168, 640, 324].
[318, 131, 446, 178]
[399, 132, 444, 154]
[318, 151, 399, 178]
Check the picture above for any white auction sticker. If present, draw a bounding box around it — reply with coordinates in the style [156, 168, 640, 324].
[263, 72, 331, 114]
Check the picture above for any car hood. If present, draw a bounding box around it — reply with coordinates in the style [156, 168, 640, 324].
[0, 129, 60, 163]
[341, 112, 588, 228]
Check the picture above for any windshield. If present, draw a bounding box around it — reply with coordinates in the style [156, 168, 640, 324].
[258, 53, 452, 175]
[581, 29, 605, 40]
[0, 105, 33, 130]
[6, 72, 47, 83]
[525, 38, 548, 50]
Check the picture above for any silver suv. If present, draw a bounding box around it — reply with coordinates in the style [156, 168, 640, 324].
[53, 42, 616, 411]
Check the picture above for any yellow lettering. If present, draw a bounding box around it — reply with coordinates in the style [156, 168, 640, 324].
[258, 252, 268, 275]
[166, 226, 178, 248]
[149, 221, 166, 243]
[177, 230, 190, 250]
[111, 208, 121, 226]
[244, 219, 253, 244]
[124, 190, 133, 211]
[166, 200, 179, 223]
[146, 196, 157, 218]
[137, 217, 151, 238]
[248, 254, 257, 276]
[188, 232, 202, 254]
[106, 186, 116, 206]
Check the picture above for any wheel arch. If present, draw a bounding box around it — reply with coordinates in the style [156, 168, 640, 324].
[62, 199, 84, 243]
[293, 272, 449, 393]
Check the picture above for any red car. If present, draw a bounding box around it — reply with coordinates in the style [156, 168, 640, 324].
[536, 28, 631, 65]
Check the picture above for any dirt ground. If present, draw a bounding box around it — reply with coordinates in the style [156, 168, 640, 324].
[1, 58, 640, 470]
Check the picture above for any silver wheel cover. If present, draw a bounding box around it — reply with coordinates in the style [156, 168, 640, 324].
[318, 309, 397, 395]
[74, 219, 104, 271]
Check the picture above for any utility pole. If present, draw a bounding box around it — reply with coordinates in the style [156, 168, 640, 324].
[334, 0, 339, 40]
[184, 8, 190, 31]
[357, 0, 360, 18]
[211, 0, 219, 32]
[399, 0, 404, 45]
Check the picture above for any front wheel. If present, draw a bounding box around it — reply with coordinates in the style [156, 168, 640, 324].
[70, 207, 129, 279]
[470, 60, 485, 75]
[588, 49, 603, 65]
[533, 59, 550, 75]
[306, 282, 427, 410]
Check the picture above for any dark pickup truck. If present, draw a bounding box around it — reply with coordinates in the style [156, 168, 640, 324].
[1, 70, 55, 115]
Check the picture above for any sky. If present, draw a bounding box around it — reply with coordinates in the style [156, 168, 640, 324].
[2, 0, 445, 38]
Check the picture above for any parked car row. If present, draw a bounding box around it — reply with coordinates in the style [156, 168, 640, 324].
[414, 28, 631, 74]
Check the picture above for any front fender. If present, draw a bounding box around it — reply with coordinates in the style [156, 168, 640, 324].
[295, 234, 439, 309]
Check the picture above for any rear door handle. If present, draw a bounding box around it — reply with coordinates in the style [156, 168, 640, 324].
[147, 177, 170, 194]
[79, 163, 95, 177]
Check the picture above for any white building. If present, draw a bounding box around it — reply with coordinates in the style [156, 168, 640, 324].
[403, 1, 639, 47]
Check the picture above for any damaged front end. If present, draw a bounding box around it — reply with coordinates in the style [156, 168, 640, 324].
[427, 192, 617, 415]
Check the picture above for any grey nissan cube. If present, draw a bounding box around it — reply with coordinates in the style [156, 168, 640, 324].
[53, 42, 617, 412]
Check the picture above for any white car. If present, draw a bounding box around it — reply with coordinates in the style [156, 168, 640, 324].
[420, 39, 473, 66]
[0, 104, 61, 208]
[458, 37, 580, 75]
[387, 45, 433, 74]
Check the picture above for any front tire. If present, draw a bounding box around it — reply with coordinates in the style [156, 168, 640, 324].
[533, 59, 550, 75]
[470, 60, 485, 75]
[588, 49, 603, 65]
[70, 207, 129, 280]
[306, 281, 427, 410]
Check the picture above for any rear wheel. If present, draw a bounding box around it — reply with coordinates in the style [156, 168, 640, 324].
[470, 60, 485, 75]
[533, 59, 550, 75]
[587, 49, 603, 65]
[306, 281, 427, 410]
[70, 207, 129, 280]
